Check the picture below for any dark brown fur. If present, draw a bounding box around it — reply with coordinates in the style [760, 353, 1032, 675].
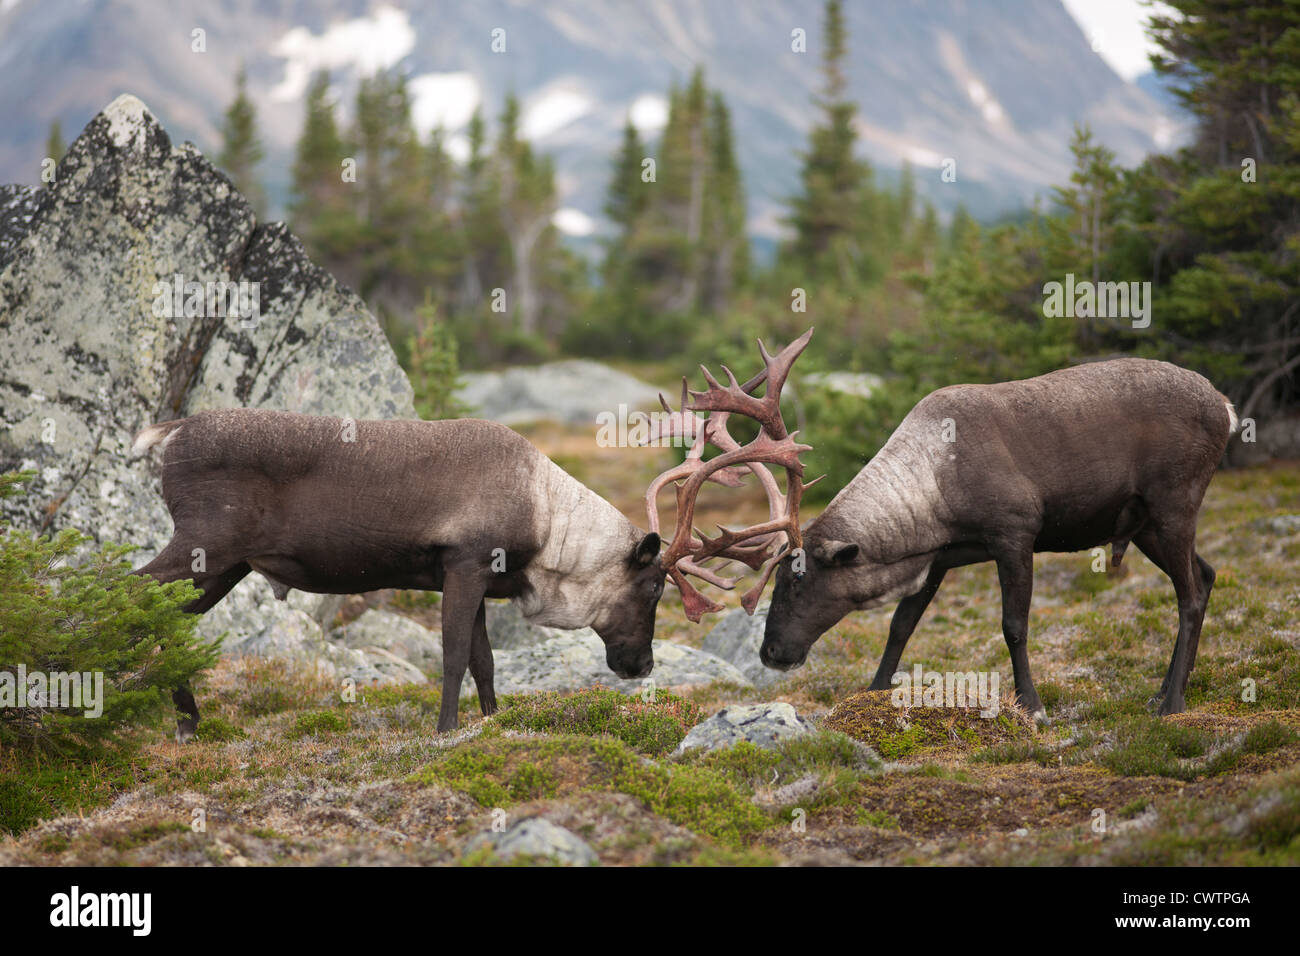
[761, 359, 1236, 717]
[135, 409, 662, 735]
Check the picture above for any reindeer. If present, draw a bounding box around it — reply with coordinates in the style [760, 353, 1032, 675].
[648, 339, 1237, 719]
[132, 412, 666, 735]
[744, 358, 1236, 718]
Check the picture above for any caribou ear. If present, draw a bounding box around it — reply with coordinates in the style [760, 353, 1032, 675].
[632, 532, 661, 568]
[813, 540, 859, 567]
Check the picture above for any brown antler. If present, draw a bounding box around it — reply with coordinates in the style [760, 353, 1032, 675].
[642, 328, 817, 622]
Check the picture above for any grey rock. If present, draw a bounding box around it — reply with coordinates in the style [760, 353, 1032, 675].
[350, 646, 429, 686]
[700, 601, 785, 688]
[1252, 514, 1300, 536]
[0, 184, 39, 259]
[802, 370, 883, 399]
[464, 630, 750, 698]
[675, 702, 814, 754]
[467, 818, 597, 866]
[457, 360, 662, 426]
[0, 95, 415, 674]
[484, 600, 551, 649]
[197, 589, 405, 686]
[334, 609, 443, 673]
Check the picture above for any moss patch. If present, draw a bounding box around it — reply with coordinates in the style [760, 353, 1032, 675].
[411, 732, 769, 847]
[493, 688, 704, 755]
[823, 689, 1036, 759]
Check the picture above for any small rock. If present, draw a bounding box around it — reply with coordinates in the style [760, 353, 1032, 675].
[350, 646, 428, 685]
[675, 702, 814, 754]
[768, 774, 822, 806]
[467, 818, 597, 866]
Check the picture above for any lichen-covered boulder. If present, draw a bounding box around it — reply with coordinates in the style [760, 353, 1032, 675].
[0, 94, 415, 670]
[335, 609, 443, 674]
[674, 702, 815, 754]
[466, 818, 597, 866]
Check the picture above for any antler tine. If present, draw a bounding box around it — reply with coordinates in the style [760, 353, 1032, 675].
[687, 327, 813, 439]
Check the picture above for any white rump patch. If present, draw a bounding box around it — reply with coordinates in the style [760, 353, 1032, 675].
[130, 422, 180, 457]
[1225, 401, 1239, 435]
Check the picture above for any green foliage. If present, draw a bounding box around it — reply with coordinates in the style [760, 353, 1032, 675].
[217, 64, 266, 216]
[289, 710, 348, 739]
[417, 733, 771, 847]
[493, 688, 704, 756]
[0, 472, 217, 756]
[193, 714, 246, 743]
[577, 68, 750, 358]
[287, 73, 580, 365]
[406, 295, 470, 420]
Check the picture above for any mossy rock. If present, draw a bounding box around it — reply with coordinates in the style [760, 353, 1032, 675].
[823, 690, 1035, 759]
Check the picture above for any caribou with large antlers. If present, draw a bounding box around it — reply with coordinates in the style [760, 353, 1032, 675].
[133, 411, 665, 735]
[758, 358, 1238, 718]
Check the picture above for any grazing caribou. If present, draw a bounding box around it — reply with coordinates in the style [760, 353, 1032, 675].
[746, 358, 1238, 718]
[133, 411, 665, 735]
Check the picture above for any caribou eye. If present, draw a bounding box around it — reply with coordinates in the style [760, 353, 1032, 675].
[793, 569, 806, 583]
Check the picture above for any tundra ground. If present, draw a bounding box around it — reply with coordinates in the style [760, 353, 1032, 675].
[2, 444, 1298, 866]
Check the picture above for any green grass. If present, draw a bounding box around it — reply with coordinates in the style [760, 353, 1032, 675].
[493, 688, 704, 756]
[412, 731, 772, 847]
[289, 710, 349, 739]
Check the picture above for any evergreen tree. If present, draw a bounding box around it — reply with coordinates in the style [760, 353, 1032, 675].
[289, 72, 355, 273]
[784, 0, 873, 282]
[496, 94, 559, 335]
[604, 118, 649, 245]
[406, 295, 469, 420]
[217, 64, 266, 216]
[701, 92, 749, 313]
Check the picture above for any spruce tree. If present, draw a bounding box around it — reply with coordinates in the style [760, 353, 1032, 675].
[289, 71, 354, 270]
[785, 0, 872, 282]
[218, 64, 267, 216]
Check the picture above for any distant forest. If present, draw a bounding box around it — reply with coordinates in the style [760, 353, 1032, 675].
[46, 0, 1294, 494]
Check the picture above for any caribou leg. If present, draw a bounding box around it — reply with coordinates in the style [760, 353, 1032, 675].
[867, 565, 948, 691]
[437, 568, 487, 732]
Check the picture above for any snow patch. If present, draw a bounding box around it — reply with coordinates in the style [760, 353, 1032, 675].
[269, 4, 416, 102]
[409, 72, 480, 133]
[965, 80, 1006, 126]
[553, 208, 597, 237]
[444, 134, 472, 164]
[629, 94, 669, 133]
[523, 84, 593, 140]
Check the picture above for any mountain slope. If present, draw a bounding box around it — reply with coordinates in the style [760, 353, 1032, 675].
[0, 0, 1181, 234]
